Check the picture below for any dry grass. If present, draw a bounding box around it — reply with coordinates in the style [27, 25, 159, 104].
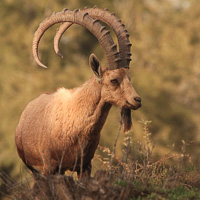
[1, 121, 200, 199]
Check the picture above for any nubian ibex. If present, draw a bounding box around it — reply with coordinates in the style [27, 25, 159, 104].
[15, 6, 141, 177]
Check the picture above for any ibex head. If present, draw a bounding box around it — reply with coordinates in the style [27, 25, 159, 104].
[89, 53, 141, 109]
[32, 6, 141, 132]
[88, 53, 141, 132]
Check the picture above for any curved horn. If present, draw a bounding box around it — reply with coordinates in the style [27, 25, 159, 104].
[54, 6, 132, 68]
[54, 22, 73, 58]
[32, 9, 120, 69]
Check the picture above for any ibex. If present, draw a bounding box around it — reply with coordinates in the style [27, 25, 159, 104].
[15, 6, 141, 177]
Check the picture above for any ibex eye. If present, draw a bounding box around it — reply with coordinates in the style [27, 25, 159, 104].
[110, 79, 119, 85]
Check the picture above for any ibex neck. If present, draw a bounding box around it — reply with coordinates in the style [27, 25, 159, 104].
[72, 76, 112, 135]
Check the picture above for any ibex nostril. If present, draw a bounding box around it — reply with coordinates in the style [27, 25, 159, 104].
[134, 97, 141, 103]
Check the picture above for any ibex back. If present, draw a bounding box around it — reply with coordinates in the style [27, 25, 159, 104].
[15, 6, 141, 177]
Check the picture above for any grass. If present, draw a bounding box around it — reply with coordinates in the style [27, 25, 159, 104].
[1, 120, 200, 199]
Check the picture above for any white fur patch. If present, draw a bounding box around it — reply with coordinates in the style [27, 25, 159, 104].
[56, 87, 72, 100]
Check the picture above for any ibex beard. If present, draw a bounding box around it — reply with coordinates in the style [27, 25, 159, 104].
[15, 7, 141, 178]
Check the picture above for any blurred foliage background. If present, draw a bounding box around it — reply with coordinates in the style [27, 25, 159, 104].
[0, 0, 200, 181]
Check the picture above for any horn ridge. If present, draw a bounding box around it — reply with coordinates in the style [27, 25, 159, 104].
[54, 7, 132, 68]
[33, 9, 120, 69]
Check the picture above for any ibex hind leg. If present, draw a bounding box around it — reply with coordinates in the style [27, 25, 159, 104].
[25, 163, 40, 175]
[16, 146, 40, 176]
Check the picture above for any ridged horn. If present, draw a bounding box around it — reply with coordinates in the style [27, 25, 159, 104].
[32, 9, 120, 69]
[54, 6, 132, 69]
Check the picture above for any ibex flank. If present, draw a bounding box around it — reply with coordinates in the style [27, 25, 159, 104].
[15, 6, 141, 177]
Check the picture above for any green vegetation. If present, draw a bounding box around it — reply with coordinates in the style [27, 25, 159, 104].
[0, 0, 200, 199]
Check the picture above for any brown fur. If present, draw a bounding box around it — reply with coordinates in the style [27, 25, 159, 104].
[121, 108, 132, 132]
[15, 67, 141, 176]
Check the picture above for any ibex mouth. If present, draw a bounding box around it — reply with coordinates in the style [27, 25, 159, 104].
[125, 101, 141, 110]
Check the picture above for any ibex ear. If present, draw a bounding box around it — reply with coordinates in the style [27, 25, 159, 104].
[89, 53, 103, 81]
